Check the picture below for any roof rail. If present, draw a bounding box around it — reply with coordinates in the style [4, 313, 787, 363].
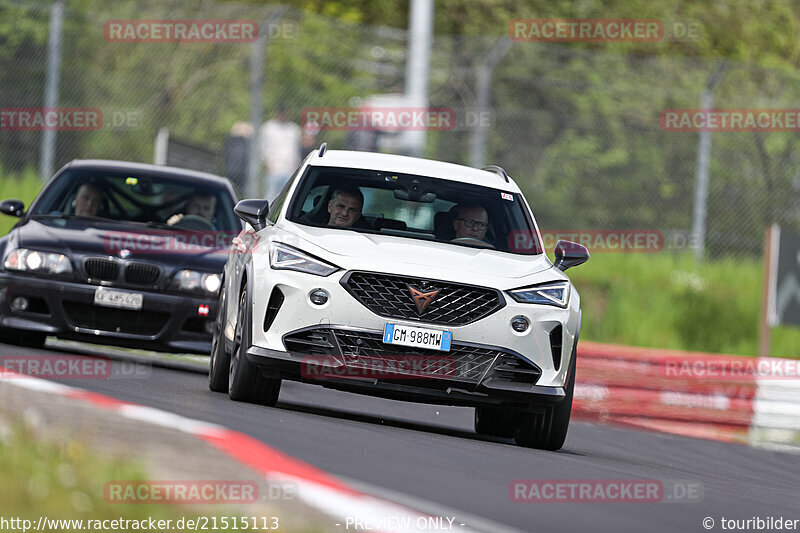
[482, 165, 510, 183]
[317, 142, 328, 157]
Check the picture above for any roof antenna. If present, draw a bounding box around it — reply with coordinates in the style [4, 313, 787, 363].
[318, 142, 327, 157]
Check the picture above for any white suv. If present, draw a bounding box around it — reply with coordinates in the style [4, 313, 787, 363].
[209, 146, 588, 450]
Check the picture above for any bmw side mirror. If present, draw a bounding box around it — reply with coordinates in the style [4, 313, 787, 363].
[234, 199, 270, 231]
[554, 240, 589, 271]
[0, 199, 25, 218]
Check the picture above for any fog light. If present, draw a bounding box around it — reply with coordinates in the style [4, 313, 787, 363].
[511, 315, 529, 332]
[11, 296, 29, 312]
[309, 288, 329, 306]
[204, 320, 215, 335]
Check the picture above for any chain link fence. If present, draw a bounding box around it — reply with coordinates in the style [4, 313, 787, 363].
[2, 0, 800, 258]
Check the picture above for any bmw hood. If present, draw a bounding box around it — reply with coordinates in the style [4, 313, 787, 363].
[10, 218, 227, 271]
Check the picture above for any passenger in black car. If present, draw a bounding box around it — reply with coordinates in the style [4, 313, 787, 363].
[167, 192, 217, 229]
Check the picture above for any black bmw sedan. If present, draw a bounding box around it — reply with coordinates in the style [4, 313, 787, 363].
[0, 159, 241, 354]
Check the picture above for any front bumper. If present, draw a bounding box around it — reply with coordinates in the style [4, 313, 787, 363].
[245, 325, 567, 410]
[0, 271, 216, 353]
[250, 266, 580, 389]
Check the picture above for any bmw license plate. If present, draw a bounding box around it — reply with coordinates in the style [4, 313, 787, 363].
[383, 323, 452, 352]
[93, 287, 143, 311]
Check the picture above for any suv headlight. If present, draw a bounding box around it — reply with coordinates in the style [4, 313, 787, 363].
[269, 242, 339, 277]
[508, 281, 570, 308]
[170, 270, 221, 295]
[4, 248, 73, 276]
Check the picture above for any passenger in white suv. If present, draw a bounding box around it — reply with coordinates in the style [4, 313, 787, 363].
[452, 204, 489, 241]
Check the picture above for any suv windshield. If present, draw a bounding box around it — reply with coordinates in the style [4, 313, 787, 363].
[286, 166, 543, 255]
[29, 168, 240, 232]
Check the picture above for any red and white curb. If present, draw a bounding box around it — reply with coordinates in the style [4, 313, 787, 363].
[573, 342, 800, 451]
[2, 372, 519, 533]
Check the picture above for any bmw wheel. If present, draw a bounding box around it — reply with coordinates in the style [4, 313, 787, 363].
[209, 290, 230, 392]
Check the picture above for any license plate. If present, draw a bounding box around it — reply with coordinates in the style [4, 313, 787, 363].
[93, 287, 143, 310]
[382, 323, 452, 352]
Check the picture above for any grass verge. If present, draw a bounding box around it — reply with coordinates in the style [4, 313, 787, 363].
[0, 421, 194, 520]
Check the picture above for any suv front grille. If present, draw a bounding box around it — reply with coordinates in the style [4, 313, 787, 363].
[283, 327, 539, 384]
[341, 271, 505, 326]
[124, 262, 160, 285]
[85, 258, 120, 281]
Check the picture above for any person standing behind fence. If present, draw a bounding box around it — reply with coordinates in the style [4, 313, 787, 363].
[299, 120, 321, 159]
[223, 121, 252, 196]
[260, 103, 301, 201]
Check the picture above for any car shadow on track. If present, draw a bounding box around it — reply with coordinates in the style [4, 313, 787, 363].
[273, 399, 584, 456]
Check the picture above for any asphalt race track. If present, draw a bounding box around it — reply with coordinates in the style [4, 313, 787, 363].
[5, 340, 800, 533]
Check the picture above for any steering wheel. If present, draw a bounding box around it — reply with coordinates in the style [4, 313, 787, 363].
[172, 214, 215, 231]
[451, 237, 495, 249]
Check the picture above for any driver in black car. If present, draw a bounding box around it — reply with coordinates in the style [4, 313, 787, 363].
[73, 182, 104, 217]
[167, 192, 217, 229]
[452, 204, 489, 241]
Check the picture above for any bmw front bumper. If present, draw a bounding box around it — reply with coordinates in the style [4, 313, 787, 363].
[0, 271, 217, 354]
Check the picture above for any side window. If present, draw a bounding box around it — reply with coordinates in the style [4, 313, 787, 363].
[301, 185, 329, 214]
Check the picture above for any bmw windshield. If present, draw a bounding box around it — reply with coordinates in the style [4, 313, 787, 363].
[29, 168, 240, 232]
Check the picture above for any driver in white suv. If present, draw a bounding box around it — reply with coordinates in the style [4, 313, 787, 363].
[326, 186, 364, 228]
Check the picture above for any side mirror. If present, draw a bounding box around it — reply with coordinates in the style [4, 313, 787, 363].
[554, 240, 589, 271]
[234, 199, 270, 231]
[0, 199, 25, 218]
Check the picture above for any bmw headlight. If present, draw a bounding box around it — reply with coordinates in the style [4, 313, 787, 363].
[269, 242, 339, 277]
[170, 270, 221, 295]
[4, 248, 73, 276]
[508, 281, 570, 308]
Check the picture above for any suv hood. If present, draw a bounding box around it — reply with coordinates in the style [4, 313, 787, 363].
[280, 223, 553, 279]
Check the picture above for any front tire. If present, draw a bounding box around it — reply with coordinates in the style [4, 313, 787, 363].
[209, 290, 230, 392]
[228, 287, 281, 406]
[514, 342, 577, 450]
